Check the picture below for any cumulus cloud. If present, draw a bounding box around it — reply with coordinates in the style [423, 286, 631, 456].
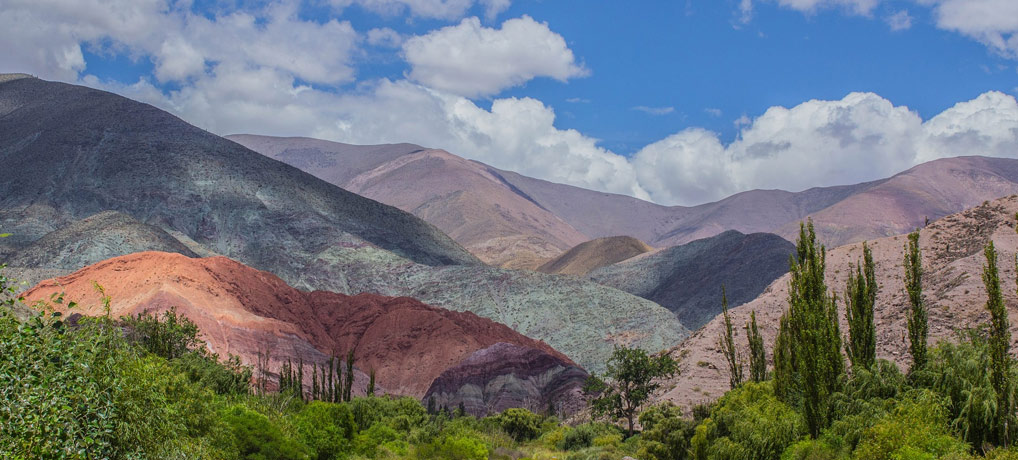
[402, 15, 588, 98]
[918, 0, 1018, 58]
[0, 1, 358, 85]
[631, 91, 1018, 205]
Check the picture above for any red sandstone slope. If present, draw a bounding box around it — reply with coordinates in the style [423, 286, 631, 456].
[21, 251, 576, 398]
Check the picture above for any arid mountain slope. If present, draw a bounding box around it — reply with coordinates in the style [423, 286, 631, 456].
[537, 236, 653, 275]
[588, 231, 794, 330]
[0, 77, 687, 374]
[20, 251, 585, 406]
[227, 135, 588, 268]
[660, 195, 1018, 409]
[0, 77, 478, 272]
[231, 135, 1018, 264]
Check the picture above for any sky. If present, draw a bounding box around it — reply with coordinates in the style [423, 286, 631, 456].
[2, 0, 1018, 206]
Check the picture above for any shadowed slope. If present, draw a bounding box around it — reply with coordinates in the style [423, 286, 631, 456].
[588, 231, 794, 330]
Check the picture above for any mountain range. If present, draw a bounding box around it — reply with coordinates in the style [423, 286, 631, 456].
[231, 135, 1018, 269]
[0, 75, 685, 373]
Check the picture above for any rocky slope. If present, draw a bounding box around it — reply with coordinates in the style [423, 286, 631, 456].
[227, 135, 587, 268]
[423, 342, 588, 417]
[589, 231, 794, 331]
[537, 236, 653, 276]
[0, 77, 688, 374]
[20, 251, 586, 407]
[0, 76, 478, 271]
[659, 195, 1018, 409]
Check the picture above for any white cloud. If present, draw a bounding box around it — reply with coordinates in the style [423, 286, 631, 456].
[367, 27, 403, 47]
[402, 15, 588, 98]
[705, 107, 723, 117]
[631, 91, 1018, 205]
[918, 0, 1018, 58]
[327, 0, 509, 20]
[774, 0, 881, 16]
[632, 106, 675, 116]
[885, 9, 912, 31]
[0, 1, 359, 85]
[566, 97, 591, 103]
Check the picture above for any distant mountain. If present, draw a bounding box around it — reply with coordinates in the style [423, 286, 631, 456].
[0, 76, 687, 373]
[537, 236, 653, 275]
[21, 251, 587, 413]
[227, 135, 587, 268]
[0, 77, 478, 271]
[658, 195, 1018, 409]
[588, 231, 794, 330]
[232, 135, 1018, 268]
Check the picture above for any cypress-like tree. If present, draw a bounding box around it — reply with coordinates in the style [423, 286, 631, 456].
[367, 369, 376, 397]
[327, 355, 335, 402]
[747, 311, 767, 382]
[718, 286, 743, 389]
[984, 242, 1013, 446]
[904, 230, 928, 371]
[774, 220, 844, 438]
[297, 358, 305, 401]
[845, 242, 877, 370]
[773, 313, 796, 403]
[311, 365, 319, 401]
[334, 355, 342, 403]
[344, 350, 355, 402]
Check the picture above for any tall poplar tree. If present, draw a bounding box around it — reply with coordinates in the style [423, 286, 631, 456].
[747, 311, 767, 383]
[718, 286, 743, 389]
[904, 230, 928, 371]
[984, 241, 1013, 446]
[845, 242, 877, 370]
[774, 220, 844, 438]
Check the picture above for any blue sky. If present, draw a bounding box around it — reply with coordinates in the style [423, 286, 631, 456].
[2, 0, 1018, 205]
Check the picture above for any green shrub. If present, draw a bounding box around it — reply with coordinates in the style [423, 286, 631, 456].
[852, 390, 971, 460]
[294, 401, 357, 460]
[416, 433, 489, 460]
[638, 402, 697, 460]
[495, 407, 545, 441]
[689, 381, 806, 460]
[221, 404, 309, 460]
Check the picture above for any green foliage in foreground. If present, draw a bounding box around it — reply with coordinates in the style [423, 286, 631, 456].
[2, 259, 1018, 460]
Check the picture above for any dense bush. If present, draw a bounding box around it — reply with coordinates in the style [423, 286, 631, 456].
[495, 408, 545, 441]
[690, 381, 806, 460]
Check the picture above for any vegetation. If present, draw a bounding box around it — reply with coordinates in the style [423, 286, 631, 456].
[983, 242, 1014, 447]
[718, 286, 743, 389]
[845, 242, 877, 371]
[905, 229, 929, 372]
[746, 310, 767, 383]
[775, 220, 845, 438]
[584, 345, 678, 437]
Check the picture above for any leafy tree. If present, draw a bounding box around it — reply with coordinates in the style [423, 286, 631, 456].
[495, 408, 544, 441]
[294, 401, 356, 460]
[584, 345, 678, 437]
[638, 403, 698, 460]
[747, 310, 767, 383]
[122, 307, 201, 360]
[904, 229, 929, 372]
[344, 350, 355, 402]
[221, 404, 309, 460]
[852, 390, 971, 460]
[774, 220, 845, 438]
[718, 286, 744, 389]
[984, 241, 1014, 446]
[845, 242, 877, 371]
[689, 381, 806, 460]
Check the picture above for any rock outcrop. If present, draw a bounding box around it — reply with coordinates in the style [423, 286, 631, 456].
[423, 342, 588, 417]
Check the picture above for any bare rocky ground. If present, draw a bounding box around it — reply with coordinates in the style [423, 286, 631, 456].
[658, 194, 1018, 409]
